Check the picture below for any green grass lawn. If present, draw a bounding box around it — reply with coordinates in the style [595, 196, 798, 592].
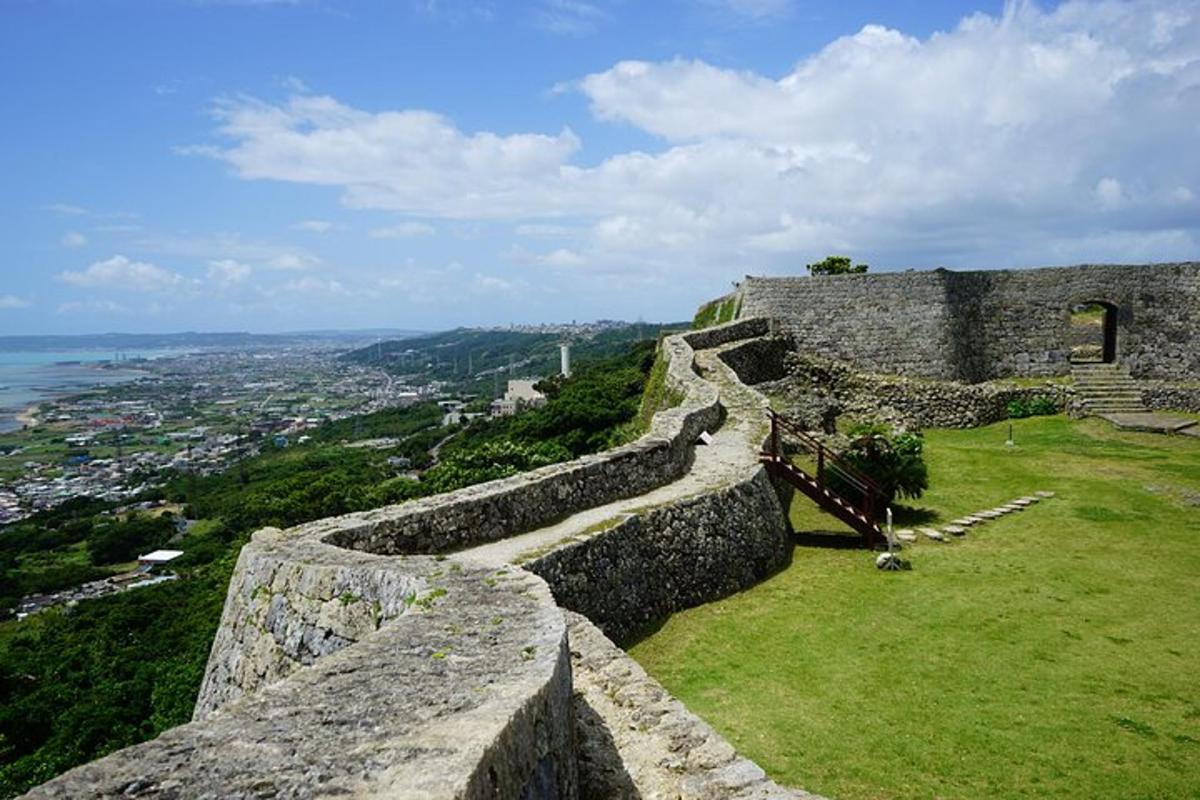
[629, 416, 1200, 799]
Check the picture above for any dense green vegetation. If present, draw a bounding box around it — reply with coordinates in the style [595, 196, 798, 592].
[0, 562, 230, 793]
[0, 338, 659, 798]
[631, 416, 1200, 799]
[0, 499, 173, 612]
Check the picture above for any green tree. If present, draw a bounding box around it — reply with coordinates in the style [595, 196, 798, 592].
[807, 255, 869, 276]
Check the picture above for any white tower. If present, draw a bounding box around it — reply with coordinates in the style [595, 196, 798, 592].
[560, 343, 572, 378]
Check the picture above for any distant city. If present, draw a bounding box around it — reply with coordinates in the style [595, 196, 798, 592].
[0, 321, 668, 527]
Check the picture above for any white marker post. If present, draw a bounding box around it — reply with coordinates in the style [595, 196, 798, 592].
[876, 507, 902, 570]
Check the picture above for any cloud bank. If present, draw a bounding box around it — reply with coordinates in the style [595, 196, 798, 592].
[195, 0, 1197, 278]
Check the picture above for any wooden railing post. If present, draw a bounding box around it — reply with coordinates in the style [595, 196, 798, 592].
[770, 412, 779, 460]
[817, 448, 824, 488]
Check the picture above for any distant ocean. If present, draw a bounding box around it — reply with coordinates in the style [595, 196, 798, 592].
[0, 351, 178, 433]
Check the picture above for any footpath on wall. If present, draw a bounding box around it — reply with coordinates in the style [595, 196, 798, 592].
[462, 345, 768, 568]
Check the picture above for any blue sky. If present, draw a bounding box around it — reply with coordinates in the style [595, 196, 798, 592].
[1, 0, 1197, 335]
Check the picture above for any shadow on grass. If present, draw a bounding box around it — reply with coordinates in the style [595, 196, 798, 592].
[892, 505, 939, 525]
[792, 529, 867, 549]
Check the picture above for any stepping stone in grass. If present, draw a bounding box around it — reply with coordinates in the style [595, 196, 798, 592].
[920, 527, 946, 542]
[943, 525, 967, 536]
[964, 515, 988, 524]
[1011, 498, 1033, 507]
[951, 518, 977, 526]
[976, 510, 1001, 519]
[895, 531, 918, 543]
[991, 507, 1013, 514]
[1019, 496, 1040, 504]
[1002, 504, 1024, 511]
[1035, 490, 1056, 498]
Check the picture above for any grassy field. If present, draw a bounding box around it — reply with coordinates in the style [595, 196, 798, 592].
[629, 416, 1200, 799]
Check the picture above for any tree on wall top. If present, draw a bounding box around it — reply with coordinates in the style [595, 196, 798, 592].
[807, 255, 869, 276]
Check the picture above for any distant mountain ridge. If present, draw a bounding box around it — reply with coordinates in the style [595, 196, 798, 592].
[0, 330, 426, 352]
[341, 323, 685, 389]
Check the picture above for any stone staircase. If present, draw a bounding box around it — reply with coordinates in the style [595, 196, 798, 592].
[1071, 362, 1148, 415]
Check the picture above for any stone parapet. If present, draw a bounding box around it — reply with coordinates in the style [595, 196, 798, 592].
[314, 328, 724, 556]
[528, 466, 791, 645]
[26, 546, 577, 799]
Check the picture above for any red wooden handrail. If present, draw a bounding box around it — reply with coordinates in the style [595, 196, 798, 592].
[765, 409, 887, 520]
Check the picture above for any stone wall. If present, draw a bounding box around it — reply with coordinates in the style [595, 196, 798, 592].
[27, 544, 579, 800]
[753, 347, 1068, 431]
[321, 330, 722, 556]
[527, 465, 791, 645]
[713, 333, 792, 385]
[737, 263, 1200, 382]
[1143, 382, 1200, 413]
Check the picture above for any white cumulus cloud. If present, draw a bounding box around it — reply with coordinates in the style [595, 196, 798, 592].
[195, 0, 1200, 275]
[198, 93, 581, 218]
[59, 255, 185, 293]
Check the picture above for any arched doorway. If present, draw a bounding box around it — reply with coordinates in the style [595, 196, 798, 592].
[1068, 301, 1118, 363]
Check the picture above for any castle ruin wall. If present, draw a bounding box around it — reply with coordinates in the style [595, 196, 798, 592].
[737, 263, 1200, 382]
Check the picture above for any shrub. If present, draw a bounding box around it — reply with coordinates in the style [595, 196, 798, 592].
[1008, 396, 1059, 419]
[835, 424, 929, 507]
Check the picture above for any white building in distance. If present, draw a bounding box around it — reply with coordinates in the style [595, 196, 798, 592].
[491, 379, 547, 417]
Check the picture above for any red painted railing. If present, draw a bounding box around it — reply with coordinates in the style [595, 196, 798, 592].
[764, 409, 887, 524]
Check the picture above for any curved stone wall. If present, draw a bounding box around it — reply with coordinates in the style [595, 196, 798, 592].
[319, 330, 723, 556]
[737, 263, 1200, 382]
[26, 547, 578, 799]
[527, 466, 791, 645]
[22, 319, 814, 800]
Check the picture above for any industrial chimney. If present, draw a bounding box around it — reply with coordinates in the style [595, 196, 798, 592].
[560, 343, 572, 378]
